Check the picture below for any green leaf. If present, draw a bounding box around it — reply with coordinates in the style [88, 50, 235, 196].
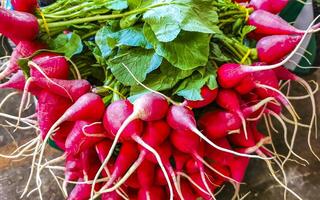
[96, 26, 152, 58]
[239, 25, 256, 43]
[94, 0, 128, 10]
[174, 72, 206, 100]
[130, 61, 194, 96]
[144, 24, 210, 70]
[108, 48, 162, 86]
[50, 32, 83, 58]
[128, 0, 142, 9]
[174, 66, 217, 100]
[143, 0, 220, 42]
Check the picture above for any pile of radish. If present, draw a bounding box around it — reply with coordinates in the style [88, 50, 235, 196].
[0, 0, 319, 199]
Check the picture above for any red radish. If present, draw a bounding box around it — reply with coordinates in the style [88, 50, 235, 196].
[37, 91, 72, 139]
[65, 121, 106, 155]
[188, 173, 213, 199]
[198, 109, 242, 139]
[102, 141, 139, 189]
[67, 179, 92, 200]
[249, 0, 288, 14]
[0, 71, 37, 92]
[217, 63, 249, 89]
[33, 78, 91, 101]
[172, 150, 190, 172]
[167, 105, 264, 159]
[229, 155, 250, 183]
[228, 124, 256, 148]
[51, 122, 75, 150]
[94, 97, 173, 200]
[101, 191, 124, 200]
[179, 180, 199, 200]
[0, 41, 44, 81]
[248, 10, 315, 36]
[155, 166, 167, 186]
[170, 129, 234, 197]
[30, 52, 70, 79]
[137, 160, 155, 188]
[36, 93, 105, 188]
[205, 138, 234, 166]
[11, 0, 38, 13]
[257, 35, 302, 64]
[0, 8, 39, 42]
[182, 86, 218, 108]
[216, 89, 249, 139]
[95, 140, 113, 164]
[138, 186, 166, 200]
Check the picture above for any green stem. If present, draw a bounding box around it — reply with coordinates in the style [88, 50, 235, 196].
[38, 2, 168, 29]
[45, 2, 95, 16]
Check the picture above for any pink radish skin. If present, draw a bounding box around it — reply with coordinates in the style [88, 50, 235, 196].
[217, 63, 249, 88]
[103, 100, 143, 140]
[167, 105, 262, 159]
[95, 140, 114, 163]
[11, 0, 38, 13]
[103, 142, 140, 188]
[138, 186, 166, 200]
[33, 78, 91, 101]
[67, 179, 92, 200]
[216, 89, 249, 139]
[51, 122, 75, 150]
[205, 138, 234, 166]
[30, 52, 69, 79]
[96, 94, 173, 199]
[180, 180, 199, 200]
[37, 93, 105, 188]
[65, 120, 106, 155]
[172, 150, 190, 172]
[249, 0, 288, 14]
[182, 86, 218, 108]
[0, 71, 39, 94]
[189, 173, 212, 199]
[137, 160, 155, 188]
[228, 125, 256, 148]
[248, 10, 305, 36]
[37, 91, 72, 139]
[155, 166, 167, 186]
[198, 109, 242, 139]
[257, 35, 302, 64]
[0, 41, 44, 80]
[101, 191, 124, 200]
[0, 8, 39, 42]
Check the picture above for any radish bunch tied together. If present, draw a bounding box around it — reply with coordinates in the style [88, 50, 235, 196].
[0, 0, 319, 199]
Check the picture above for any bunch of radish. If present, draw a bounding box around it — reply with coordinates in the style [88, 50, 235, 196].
[0, 0, 319, 199]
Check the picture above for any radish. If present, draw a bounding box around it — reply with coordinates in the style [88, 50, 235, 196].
[216, 89, 249, 139]
[0, 8, 39, 42]
[249, 0, 288, 14]
[0, 41, 44, 81]
[217, 63, 249, 89]
[51, 122, 75, 151]
[182, 86, 218, 109]
[11, 0, 38, 13]
[167, 105, 266, 159]
[36, 93, 105, 192]
[33, 78, 91, 101]
[179, 179, 198, 200]
[68, 179, 92, 200]
[101, 141, 139, 189]
[93, 96, 174, 200]
[138, 186, 166, 200]
[37, 91, 72, 139]
[257, 35, 302, 64]
[248, 10, 315, 36]
[170, 129, 235, 198]
[65, 120, 106, 155]
[137, 160, 155, 188]
[205, 138, 234, 166]
[30, 52, 70, 79]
